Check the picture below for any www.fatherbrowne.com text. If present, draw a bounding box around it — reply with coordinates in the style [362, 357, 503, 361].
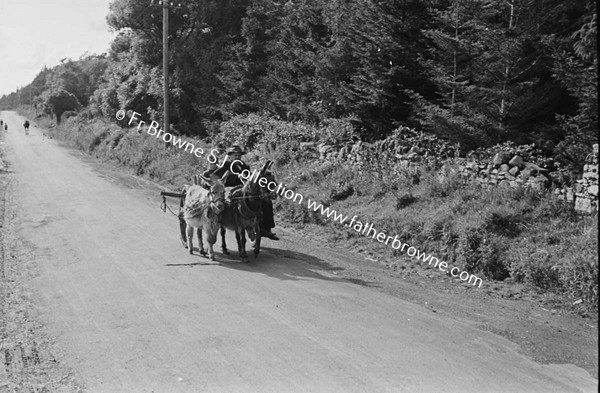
[226, 160, 483, 288]
[125, 110, 483, 288]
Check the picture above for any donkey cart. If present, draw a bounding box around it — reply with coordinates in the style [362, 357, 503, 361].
[159, 161, 274, 262]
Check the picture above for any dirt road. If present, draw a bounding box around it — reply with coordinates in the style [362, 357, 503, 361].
[0, 111, 597, 392]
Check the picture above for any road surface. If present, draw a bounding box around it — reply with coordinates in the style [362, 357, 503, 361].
[0, 111, 597, 392]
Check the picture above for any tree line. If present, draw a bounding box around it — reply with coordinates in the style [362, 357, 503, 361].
[1, 0, 596, 166]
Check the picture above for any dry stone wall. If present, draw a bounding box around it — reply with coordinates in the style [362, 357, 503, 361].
[305, 129, 598, 214]
[309, 126, 457, 169]
[555, 144, 599, 214]
[456, 153, 552, 190]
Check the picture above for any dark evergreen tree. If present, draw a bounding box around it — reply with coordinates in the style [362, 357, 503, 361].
[411, 0, 593, 150]
[549, 4, 597, 168]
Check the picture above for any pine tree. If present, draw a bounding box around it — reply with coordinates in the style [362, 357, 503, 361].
[550, 5, 597, 168]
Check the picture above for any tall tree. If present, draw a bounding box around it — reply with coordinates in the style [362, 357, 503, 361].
[411, 0, 589, 149]
[550, 5, 597, 168]
[41, 89, 80, 124]
[218, 0, 431, 138]
[104, 0, 249, 134]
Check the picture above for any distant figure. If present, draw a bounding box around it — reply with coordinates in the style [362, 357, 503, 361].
[24, 120, 30, 135]
[4, 124, 7, 131]
[0, 120, 3, 127]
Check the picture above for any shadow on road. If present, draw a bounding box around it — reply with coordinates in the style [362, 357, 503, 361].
[167, 244, 379, 288]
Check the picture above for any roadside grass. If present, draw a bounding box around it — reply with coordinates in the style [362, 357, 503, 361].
[276, 160, 597, 314]
[23, 110, 598, 315]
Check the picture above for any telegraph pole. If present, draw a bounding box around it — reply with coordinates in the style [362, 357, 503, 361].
[151, 0, 182, 146]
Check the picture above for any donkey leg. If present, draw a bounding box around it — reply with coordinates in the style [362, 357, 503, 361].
[198, 228, 206, 256]
[253, 222, 261, 258]
[207, 230, 217, 261]
[235, 230, 246, 262]
[239, 229, 248, 263]
[235, 230, 242, 256]
[179, 212, 188, 248]
[186, 225, 194, 255]
[221, 227, 229, 255]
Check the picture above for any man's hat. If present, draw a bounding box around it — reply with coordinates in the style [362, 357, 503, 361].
[226, 145, 246, 155]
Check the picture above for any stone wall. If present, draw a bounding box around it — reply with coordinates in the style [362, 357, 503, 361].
[555, 144, 599, 214]
[306, 134, 598, 214]
[455, 152, 552, 190]
[303, 126, 458, 167]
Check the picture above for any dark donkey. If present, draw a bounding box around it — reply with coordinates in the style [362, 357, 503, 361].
[220, 161, 275, 262]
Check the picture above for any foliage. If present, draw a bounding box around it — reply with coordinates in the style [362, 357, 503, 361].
[555, 225, 598, 312]
[1, 0, 596, 155]
[90, 44, 160, 120]
[217, 0, 430, 136]
[212, 113, 358, 165]
[40, 89, 80, 124]
[409, 0, 594, 150]
[549, 9, 598, 170]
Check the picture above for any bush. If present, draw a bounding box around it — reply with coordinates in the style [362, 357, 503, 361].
[510, 249, 561, 290]
[396, 193, 417, 210]
[455, 227, 510, 280]
[458, 227, 484, 272]
[555, 222, 598, 313]
[319, 118, 359, 146]
[214, 114, 358, 164]
[426, 164, 465, 198]
[89, 130, 109, 152]
[482, 209, 522, 238]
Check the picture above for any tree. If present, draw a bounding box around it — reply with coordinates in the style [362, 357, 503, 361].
[411, 0, 590, 149]
[90, 45, 159, 119]
[217, 0, 283, 118]
[42, 89, 80, 124]
[218, 0, 431, 138]
[550, 7, 598, 168]
[104, 0, 250, 134]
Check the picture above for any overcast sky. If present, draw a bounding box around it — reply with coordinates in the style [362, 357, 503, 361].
[0, 0, 117, 96]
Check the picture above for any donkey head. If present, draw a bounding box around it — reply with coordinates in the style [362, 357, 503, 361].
[258, 160, 277, 198]
[237, 160, 274, 212]
[199, 171, 229, 215]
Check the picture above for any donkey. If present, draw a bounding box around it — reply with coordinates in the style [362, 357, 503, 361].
[182, 173, 227, 260]
[220, 161, 274, 262]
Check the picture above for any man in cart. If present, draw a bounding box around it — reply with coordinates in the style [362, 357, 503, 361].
[204, 145, 279, 241]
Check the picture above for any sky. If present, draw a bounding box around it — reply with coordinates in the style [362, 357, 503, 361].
[0, 0, 117, 96]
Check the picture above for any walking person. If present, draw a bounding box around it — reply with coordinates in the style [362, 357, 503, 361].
[23, 120, 30, 135]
